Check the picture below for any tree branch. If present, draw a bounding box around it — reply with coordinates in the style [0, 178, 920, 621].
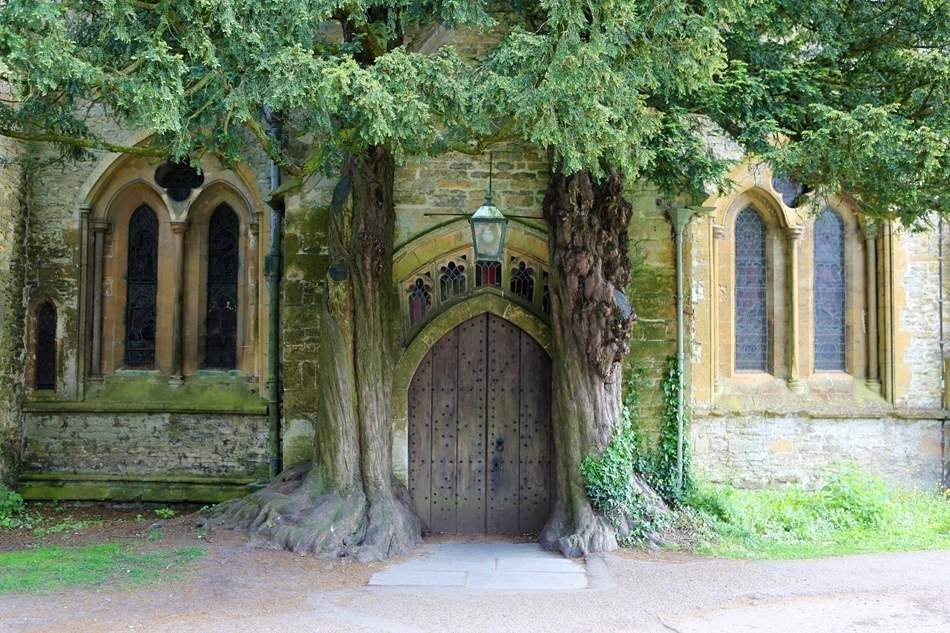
[0, 127, 165, 158]
[242, 115, 303, 178]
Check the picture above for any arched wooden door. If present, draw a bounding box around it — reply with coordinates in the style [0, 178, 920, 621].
[408, 313, 553, 534]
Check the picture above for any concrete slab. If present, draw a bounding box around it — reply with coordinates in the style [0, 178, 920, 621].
[466, 571, 589, 591]
[495, 557, 586, 573]
[391, 559, 496, 573]
[368, 570, 467, 587]
[367, 540, 590, 592]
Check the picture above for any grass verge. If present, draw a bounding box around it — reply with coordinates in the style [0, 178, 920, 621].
[686, 467, 950, 559]
[0, 542, 206, 593]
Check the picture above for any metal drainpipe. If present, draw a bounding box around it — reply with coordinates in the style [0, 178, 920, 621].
[669, 205, 706, 492]
[264, 109, 284, 478]
[939, 214, 947, 487]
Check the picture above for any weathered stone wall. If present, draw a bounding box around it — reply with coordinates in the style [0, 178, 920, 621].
[624, 185, 677, 432]
[21, 411, 269, 478]
[394, 146, 547, 247]
[692, 415, 944, 490]
[279, 181, 332, 466]
[0, 134, 26, 484]
[895, 226, 943, 410]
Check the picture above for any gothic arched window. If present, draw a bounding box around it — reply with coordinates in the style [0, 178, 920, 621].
[124, 205, 159, 368]
[439, 260, 466, 302]
[34, 301, 57, 390]
[204, 205, 240, 369]
[734, 208, 769, 371]
[476, 260, 501, 287]
[510, 260, 535, 302]
[408, 277, 432, 326]
[813, 209, 846, 370]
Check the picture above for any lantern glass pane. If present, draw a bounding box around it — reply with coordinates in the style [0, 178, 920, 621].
[473, 221, 504, 260]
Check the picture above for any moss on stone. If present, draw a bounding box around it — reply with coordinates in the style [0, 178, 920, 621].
[26, 373, 267, 414]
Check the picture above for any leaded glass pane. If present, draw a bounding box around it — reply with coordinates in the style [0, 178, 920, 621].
[771, 174, 805, 208]
[35, 301, 56, 390]
[734, 208, 768, 371]
[439, 260, 466, 302]
[408, 277, 432, 325]
[155, 161, 204, 202]
[204, 205, 240, 369]
[475, 260, 501, 287]
[813, 209, 846, 370]
[124, 206, 159, 368]
[510, 260, 534, 302]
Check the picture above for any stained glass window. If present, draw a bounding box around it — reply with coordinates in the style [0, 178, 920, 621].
[408, 277, 432, 325]
[771, 174, 805, 208]
[204, 205, 240, 369]
[813, 209, 846, 370]
[734, 208, 769, 371]
[34, 301, 56, 390]
[439, 260, 466, 302]
[510, 260, 535, 302]
[154, 161, 204, 202]
[124, 206, 159, 368]
[475, 260, 501, 287]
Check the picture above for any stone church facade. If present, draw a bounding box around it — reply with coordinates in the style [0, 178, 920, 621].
[0, 125, 947, 507]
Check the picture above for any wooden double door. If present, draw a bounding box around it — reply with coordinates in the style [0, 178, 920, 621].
[408, 313, 553, 534]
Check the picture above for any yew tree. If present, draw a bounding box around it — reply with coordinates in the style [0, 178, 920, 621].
[1, 0, 947, 558]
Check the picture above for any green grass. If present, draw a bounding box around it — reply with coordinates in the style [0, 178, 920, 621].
[0, 543, 206, 594]
[687, 467, 950, 559]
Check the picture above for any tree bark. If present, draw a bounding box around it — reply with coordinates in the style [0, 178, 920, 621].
[540, 164, 658, 557]
[208, 146, 421, 561]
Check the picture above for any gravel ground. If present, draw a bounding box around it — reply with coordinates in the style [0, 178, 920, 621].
[1, 528, 948, 633]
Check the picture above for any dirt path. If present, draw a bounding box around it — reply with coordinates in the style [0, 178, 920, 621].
[2, 527, 949, 633]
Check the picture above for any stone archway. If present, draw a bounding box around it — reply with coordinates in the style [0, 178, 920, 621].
[406, 312, 553, 534]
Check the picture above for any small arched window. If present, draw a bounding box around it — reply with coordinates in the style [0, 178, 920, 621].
[407, 277, 432, 326]
[439, 260, 466, 302]
[510, 260, 535, 302]
[124, 205, 159, 368]
[34, 301, 57, 390]
[475, 260, 501, 287]
[204, 205, 240, 369]
[734, 208, 769, 371]
[813, 209, 846, 370]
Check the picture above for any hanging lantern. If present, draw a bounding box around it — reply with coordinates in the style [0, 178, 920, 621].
[469, 153, 508, 262]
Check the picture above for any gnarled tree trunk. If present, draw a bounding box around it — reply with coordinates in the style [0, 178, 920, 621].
[540, 164, 664, 557]
[209, 146, 421, 561]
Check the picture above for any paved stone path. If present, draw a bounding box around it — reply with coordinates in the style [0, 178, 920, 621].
[368, 542, 589, 591]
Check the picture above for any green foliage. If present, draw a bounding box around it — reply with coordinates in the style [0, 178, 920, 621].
[706, 0, 949, 222]
[0, 485, 31, 530]
[642, 356, 692, 506]
[580, 360, 692, 544]
[689, 466, 950, 559]
[31, 519, 92, 537]
[147, 529, 165, 542]
[579, 375, 645, 517]
[154, 506, 177, 520]
[2, 0, 944, 220]
[1, 487, 98, 535]
[0, 543, 206, 594]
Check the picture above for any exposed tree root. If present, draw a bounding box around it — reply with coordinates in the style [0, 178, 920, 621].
[203, 463, 421, 561]
[540, 501, 619, 558]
